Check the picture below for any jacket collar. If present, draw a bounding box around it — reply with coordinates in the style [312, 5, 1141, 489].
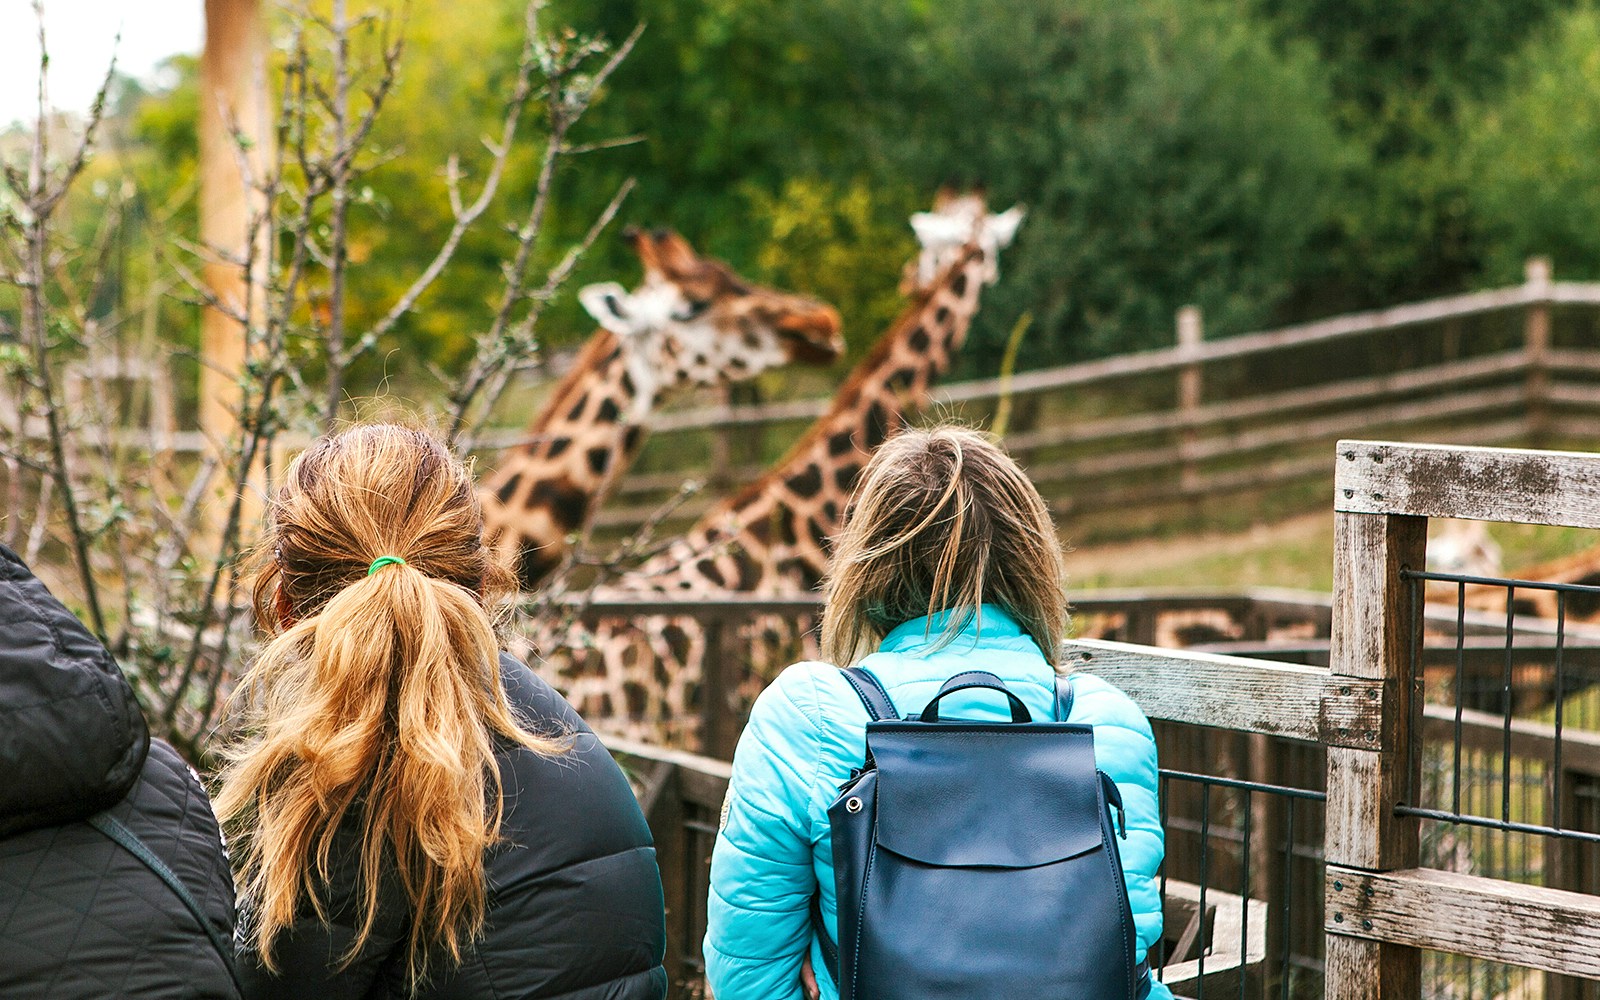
[879, 604, 1028, 655]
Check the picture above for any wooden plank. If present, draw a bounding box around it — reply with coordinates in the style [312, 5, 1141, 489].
[1336, 440, 1600, 529]
[1004, 349, 1527, 453]
[600, 732, 735, 781]
[1324, 511, 1426, 1000]
[942, 282, 1594, 405]
[612, 283, 1600, 435]
[1326, 865, 1600, 980]
[565, 594, 827, 620]
[1546, 347, 1600, 375]
[1194, 639, 1600, 674]
[1421, 704, 1600, 777]
[1064, 639, 1382, 745]
[1326, 511, 1425, 869]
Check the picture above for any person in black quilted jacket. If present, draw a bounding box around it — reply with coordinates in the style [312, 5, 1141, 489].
[214, 424, 668, 1000]
[0, 543, 241, 1000]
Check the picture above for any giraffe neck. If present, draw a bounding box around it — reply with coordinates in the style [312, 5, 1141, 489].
[480, 331, 652, 589]
[619, 248, 989, 595]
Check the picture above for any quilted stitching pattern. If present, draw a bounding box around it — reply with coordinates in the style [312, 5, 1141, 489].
[0, 742, 239, 999]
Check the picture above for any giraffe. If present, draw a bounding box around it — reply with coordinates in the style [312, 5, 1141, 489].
[479, 227, 843, 591]
[520, 191, 1025, 744]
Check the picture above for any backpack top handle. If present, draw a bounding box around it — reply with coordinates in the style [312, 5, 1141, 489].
[918, 670, 1033, 723]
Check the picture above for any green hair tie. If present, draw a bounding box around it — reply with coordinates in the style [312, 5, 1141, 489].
[367, 555, 408, 577]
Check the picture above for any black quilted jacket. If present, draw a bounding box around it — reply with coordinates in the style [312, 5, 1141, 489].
[0, 544, 240, 1000]
[236, 653, 669, 1000]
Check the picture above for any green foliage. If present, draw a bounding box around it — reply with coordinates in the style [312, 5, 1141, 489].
[742, 176, 917, 362]
[1250, 0, 1574, 308]
[852, 0, 1353, 365]
[61, 0, 1600, 386]
[1462, 5, 1600, 283]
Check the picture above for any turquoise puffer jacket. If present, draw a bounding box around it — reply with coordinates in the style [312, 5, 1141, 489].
[705, 605, 1173, 1000]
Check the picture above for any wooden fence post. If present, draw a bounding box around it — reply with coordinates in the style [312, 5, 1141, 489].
[1324, 506, 1427, 1000]
[1177, 305, 1204, 494]
[1525, 257, 1552, 448]
[701, 616, 737, 760]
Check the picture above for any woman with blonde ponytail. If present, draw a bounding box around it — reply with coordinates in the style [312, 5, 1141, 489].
[216, 424, 667, 1000]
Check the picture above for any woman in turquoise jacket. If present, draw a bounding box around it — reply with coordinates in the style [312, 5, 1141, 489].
[704, 426, 1172, 1000]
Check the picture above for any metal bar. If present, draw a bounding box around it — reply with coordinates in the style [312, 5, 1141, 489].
[1198, 781, 1210, 1000]
[1239, 787, 1252, 1000]
[1404, 568, 1600, 596]
[1395, 805, 1600, 845]
[1160, 769, 1328, 801]
[1503, 590, 1516, 823]
[1280, 802, 1296, 1000]
[1555, 591, 1567, 832]
[1454, 582, 1466, 817]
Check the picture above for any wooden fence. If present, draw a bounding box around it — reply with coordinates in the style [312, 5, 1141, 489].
[590, 260, 1600, 542]
[599, 439, 1600, 998]
[17, 259, 1600, 546]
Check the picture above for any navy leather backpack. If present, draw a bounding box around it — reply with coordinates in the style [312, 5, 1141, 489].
[812, 668, 1152, 1000]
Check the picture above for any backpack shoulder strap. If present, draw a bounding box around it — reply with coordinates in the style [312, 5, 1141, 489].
[87, 811, 243, 994]
[1054, 671, 1075, 722]
[840, 667, 899, 721]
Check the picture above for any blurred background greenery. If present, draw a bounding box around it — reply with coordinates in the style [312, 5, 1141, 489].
[29, 0, 1600, 401]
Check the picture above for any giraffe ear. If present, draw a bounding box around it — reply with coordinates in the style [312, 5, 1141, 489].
[579, 282, 635, 334]
[910, 211, 968, 251]
[986, 205, 1026, 250]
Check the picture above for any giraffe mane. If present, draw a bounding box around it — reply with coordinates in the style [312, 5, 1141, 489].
[712, 243, 986, 514]
[521, 329, 625, 440]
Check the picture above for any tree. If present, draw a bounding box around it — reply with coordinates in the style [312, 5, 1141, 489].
[1462, 5, 1600, 283]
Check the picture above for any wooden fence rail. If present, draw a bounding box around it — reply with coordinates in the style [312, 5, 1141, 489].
[17, 262, 1600, 546]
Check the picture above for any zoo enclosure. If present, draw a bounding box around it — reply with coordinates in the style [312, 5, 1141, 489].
[600, 259, 1600, 541]
[16, 259, 1600, 547]
[600, 440, 1600, 998]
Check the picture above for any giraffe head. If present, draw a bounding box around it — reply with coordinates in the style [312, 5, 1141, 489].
[903, 188, 1026, 294]
[577, 228, 843, 416]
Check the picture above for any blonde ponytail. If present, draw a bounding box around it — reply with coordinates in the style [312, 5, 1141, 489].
[215, 424, 567, 985]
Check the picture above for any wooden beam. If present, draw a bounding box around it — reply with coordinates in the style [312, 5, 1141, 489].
[1336, 440, 1600, 529]
[1324, 509, 1427, 1000]
[1326, 866, 1600, 980]
[1064, 640, 1382, 746]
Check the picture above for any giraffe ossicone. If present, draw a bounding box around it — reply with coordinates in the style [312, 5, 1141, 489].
[907, 191, 1026, 292]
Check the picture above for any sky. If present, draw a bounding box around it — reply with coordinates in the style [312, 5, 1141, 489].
[0, 1, 204, 128]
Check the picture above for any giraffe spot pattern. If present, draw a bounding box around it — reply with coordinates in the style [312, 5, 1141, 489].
[595, 398, 622, 424]
[696, 559, 726, 588]
[494, 471, 523, 505]
[909, 327, 930, 353]
[529, 478, 589, 531]
[828, 429, 855, 457]
[548, 437, 572, 459]
[864, 401, 890, 449]
[785, 464, 823, 499]
[587, 448, 612, 477]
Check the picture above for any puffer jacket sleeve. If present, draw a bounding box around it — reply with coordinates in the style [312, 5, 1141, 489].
[1071, 673, 1167, 984]
[704, 665, 823, 1000]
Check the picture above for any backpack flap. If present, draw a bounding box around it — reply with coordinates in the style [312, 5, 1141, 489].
[868, 723, 1104, 868]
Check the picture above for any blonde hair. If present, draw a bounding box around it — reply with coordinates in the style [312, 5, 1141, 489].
[214, 423, 567, 985]
[821, 425, 1067, 666]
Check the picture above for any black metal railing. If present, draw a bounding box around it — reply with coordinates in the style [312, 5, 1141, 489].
[1400, 569, 1600, 1000]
